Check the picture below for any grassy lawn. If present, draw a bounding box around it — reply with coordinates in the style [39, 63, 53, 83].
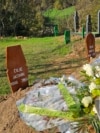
[1, 35, 99, 95]
[0, 36, 73, 95]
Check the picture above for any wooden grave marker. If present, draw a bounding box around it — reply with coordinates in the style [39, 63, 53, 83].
[6, 45, 28, 93]
[85, 33, 96, 61]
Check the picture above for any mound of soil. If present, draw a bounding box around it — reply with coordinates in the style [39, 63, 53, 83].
[0, 37, 100, 133]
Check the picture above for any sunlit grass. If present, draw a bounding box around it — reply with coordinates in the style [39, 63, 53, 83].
[43, 6, 75, 19]
[0, 36, 72, 94]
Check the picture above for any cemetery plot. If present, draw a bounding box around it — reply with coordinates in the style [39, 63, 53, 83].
[6, 45, 28, 93]
[73, 10, 100, 38]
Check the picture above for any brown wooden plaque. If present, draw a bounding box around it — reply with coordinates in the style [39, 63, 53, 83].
[6, 45, 28, 93]
[85, 33, 96, 61]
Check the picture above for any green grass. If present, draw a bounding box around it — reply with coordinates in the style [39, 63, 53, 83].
[43, 6, 75, 19]
[0, 36, 72, 95]
[0, 36, 99, 95]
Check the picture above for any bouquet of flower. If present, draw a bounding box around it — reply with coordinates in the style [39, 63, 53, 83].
[68, 63, 100, 133]
[17, 58, 100, 133]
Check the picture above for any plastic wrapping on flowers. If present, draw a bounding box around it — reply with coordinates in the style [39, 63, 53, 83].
[16, 56, 100, 133]
[16, 76, 83, 132]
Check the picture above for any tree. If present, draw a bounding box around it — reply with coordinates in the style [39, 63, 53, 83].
[54, 0, 63, 10]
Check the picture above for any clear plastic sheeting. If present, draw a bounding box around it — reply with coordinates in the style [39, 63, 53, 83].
[91, 56, 100, 66]
[17, 85, 67, 131]
[16, 76, 82, 132]
[16, 56, 100, 133]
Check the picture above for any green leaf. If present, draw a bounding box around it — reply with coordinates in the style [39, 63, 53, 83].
[94, 78, 100, 85]
[91, 89, 100, 97]
[91, 118, 100, 133]
[69, 104, 82, 118]
[18, 104, 74, 119]
[58, 82, 75, 106]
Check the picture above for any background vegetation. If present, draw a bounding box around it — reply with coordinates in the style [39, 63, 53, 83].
[0, 0, 100, 36]
[0, 0, 76, 37]
[1, 0, 100, 37]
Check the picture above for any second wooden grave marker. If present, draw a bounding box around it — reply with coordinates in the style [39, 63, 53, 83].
[85, 33, 96, 61]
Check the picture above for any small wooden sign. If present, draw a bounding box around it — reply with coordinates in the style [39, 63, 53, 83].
[6, 45, 28, 93]
[85, 33, 96, 61]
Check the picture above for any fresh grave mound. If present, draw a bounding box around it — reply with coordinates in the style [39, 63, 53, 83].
[0, 79, 63, 133]
[0, 56, 100, 133]
[0, 73, 81, 133]
[0, 46, 85, 133]
[0, 87, 37, 133]
[0, 39, 99, 133]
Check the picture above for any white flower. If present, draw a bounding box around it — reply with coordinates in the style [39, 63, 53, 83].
[95, 66, 100, 77]
[95, 66, 100, 72]
[95, 73, 100, 78]
[89, 82, 97, 92]
[93, 105, 97, 114]
[81, 96, 92, 107]
[83, 64, 94, 77]
[60, 75, 67, 82]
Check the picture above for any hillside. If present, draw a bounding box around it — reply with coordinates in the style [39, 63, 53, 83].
[0, 0, 76, 37]
[1, 0, 100, 37]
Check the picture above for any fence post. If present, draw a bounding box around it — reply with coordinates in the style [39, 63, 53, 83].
[82, 26, 85, 38]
